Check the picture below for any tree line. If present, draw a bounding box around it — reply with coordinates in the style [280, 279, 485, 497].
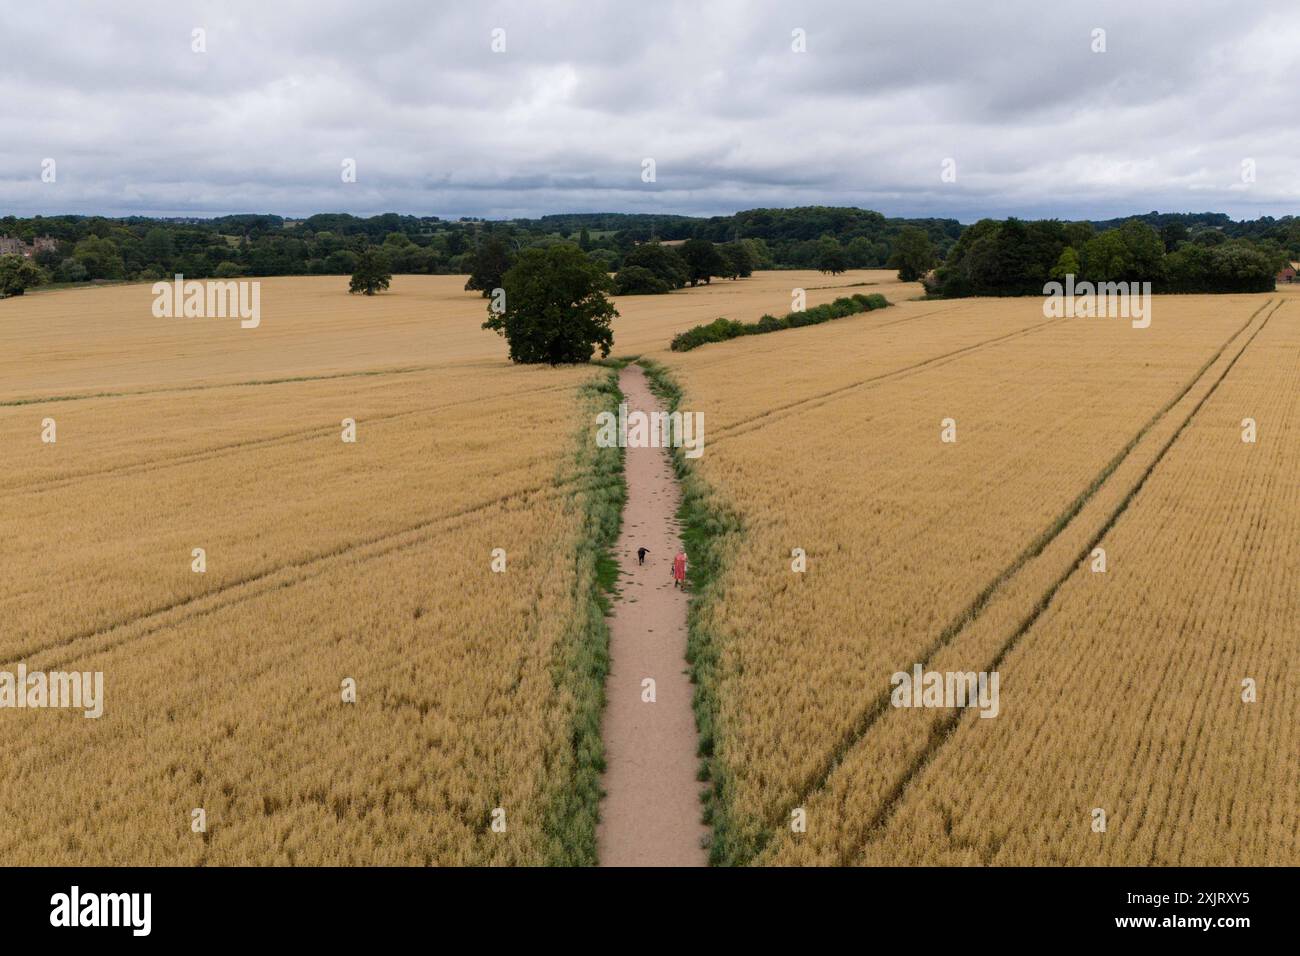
[0, 206, 963, 296]
[924, 217, 1288, 296]
[2, 207, 1294, 299]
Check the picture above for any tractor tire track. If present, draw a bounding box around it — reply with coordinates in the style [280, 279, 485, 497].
[746, 299, 1273, 860]
[843, 299, 1284, 862]
[5, 470, 606, 669]
[0, 363, 448, 408]
[2, 382, 574, 497]
[709, 316, 1066, 446]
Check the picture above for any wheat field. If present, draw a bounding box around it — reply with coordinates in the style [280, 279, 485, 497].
[2, 277, 595, 864]
[0, 270, 885, 864]
[659, 284, 1299, 865]
[4, 271, 1293, 865]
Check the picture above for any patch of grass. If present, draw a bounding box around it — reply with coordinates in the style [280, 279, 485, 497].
[594, 554, 621, 609]
[636, 357, 749, 865]
[542, 367, 626, 865]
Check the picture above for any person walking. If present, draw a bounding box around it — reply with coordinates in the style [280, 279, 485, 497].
[637, 547, 649, 565]
[672, 550, 687, 590]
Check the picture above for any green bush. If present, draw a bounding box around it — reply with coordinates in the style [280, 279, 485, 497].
[668, 316, 748, 351]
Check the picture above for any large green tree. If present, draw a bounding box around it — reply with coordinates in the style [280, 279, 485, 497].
[483, 245, 617, 364]
[1080, 231, 1132, 282]
[887, 226, 938, 281]
[1050, 246, 1081, 280]
[0, 255, 46, 296]
[816, 242, 848, 275]
[348, 248, 392, 295]
[622, 242, 689, 288]
[613, 265, 671, 295]
[721, 242, 754, 279]
[463, 234, 514, 296]
[678, 239, 725, 286]
[72, 236, 125, 280]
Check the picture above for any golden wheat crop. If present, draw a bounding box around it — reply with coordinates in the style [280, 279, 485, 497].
[0, 278, 608, 864]
[0, 268, 892, 864]
[662, 289, 1298, 865]
[10, 269, 1286, 867]
[854, 300, 1300, 866]
[2, 271, 898, 400]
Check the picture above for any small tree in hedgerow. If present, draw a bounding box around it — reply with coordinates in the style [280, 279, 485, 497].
[483, 244, 618, 364]
[349, 248, 392, 295]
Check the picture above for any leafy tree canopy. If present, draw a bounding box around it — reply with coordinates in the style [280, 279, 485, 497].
[348, 248, 392, 295]
[483, 244, 618, 364]
[888, 226, 938, 281]
[0, 255, 46, 297]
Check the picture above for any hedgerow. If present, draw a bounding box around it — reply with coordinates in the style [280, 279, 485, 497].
[669, 293, 890, 351]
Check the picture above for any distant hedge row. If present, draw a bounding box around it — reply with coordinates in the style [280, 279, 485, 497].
[669, 293, 890, 351]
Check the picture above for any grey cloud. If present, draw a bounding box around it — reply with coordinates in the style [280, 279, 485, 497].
[1, 0, 1296, 221]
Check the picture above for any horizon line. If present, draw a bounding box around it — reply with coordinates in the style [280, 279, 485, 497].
[3, 205, 1294, 228]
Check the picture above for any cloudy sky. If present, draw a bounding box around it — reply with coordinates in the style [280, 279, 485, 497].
[2, 0, 1297, 223]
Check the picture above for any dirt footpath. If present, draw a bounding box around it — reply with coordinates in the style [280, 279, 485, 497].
[596, 365, 708, 866]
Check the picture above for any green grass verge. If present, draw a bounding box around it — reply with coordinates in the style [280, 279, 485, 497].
[542, 367, 626, 865]
[635, 357, 750, 865]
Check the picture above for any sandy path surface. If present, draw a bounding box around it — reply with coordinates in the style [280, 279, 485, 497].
[596, 365, 708, 866]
